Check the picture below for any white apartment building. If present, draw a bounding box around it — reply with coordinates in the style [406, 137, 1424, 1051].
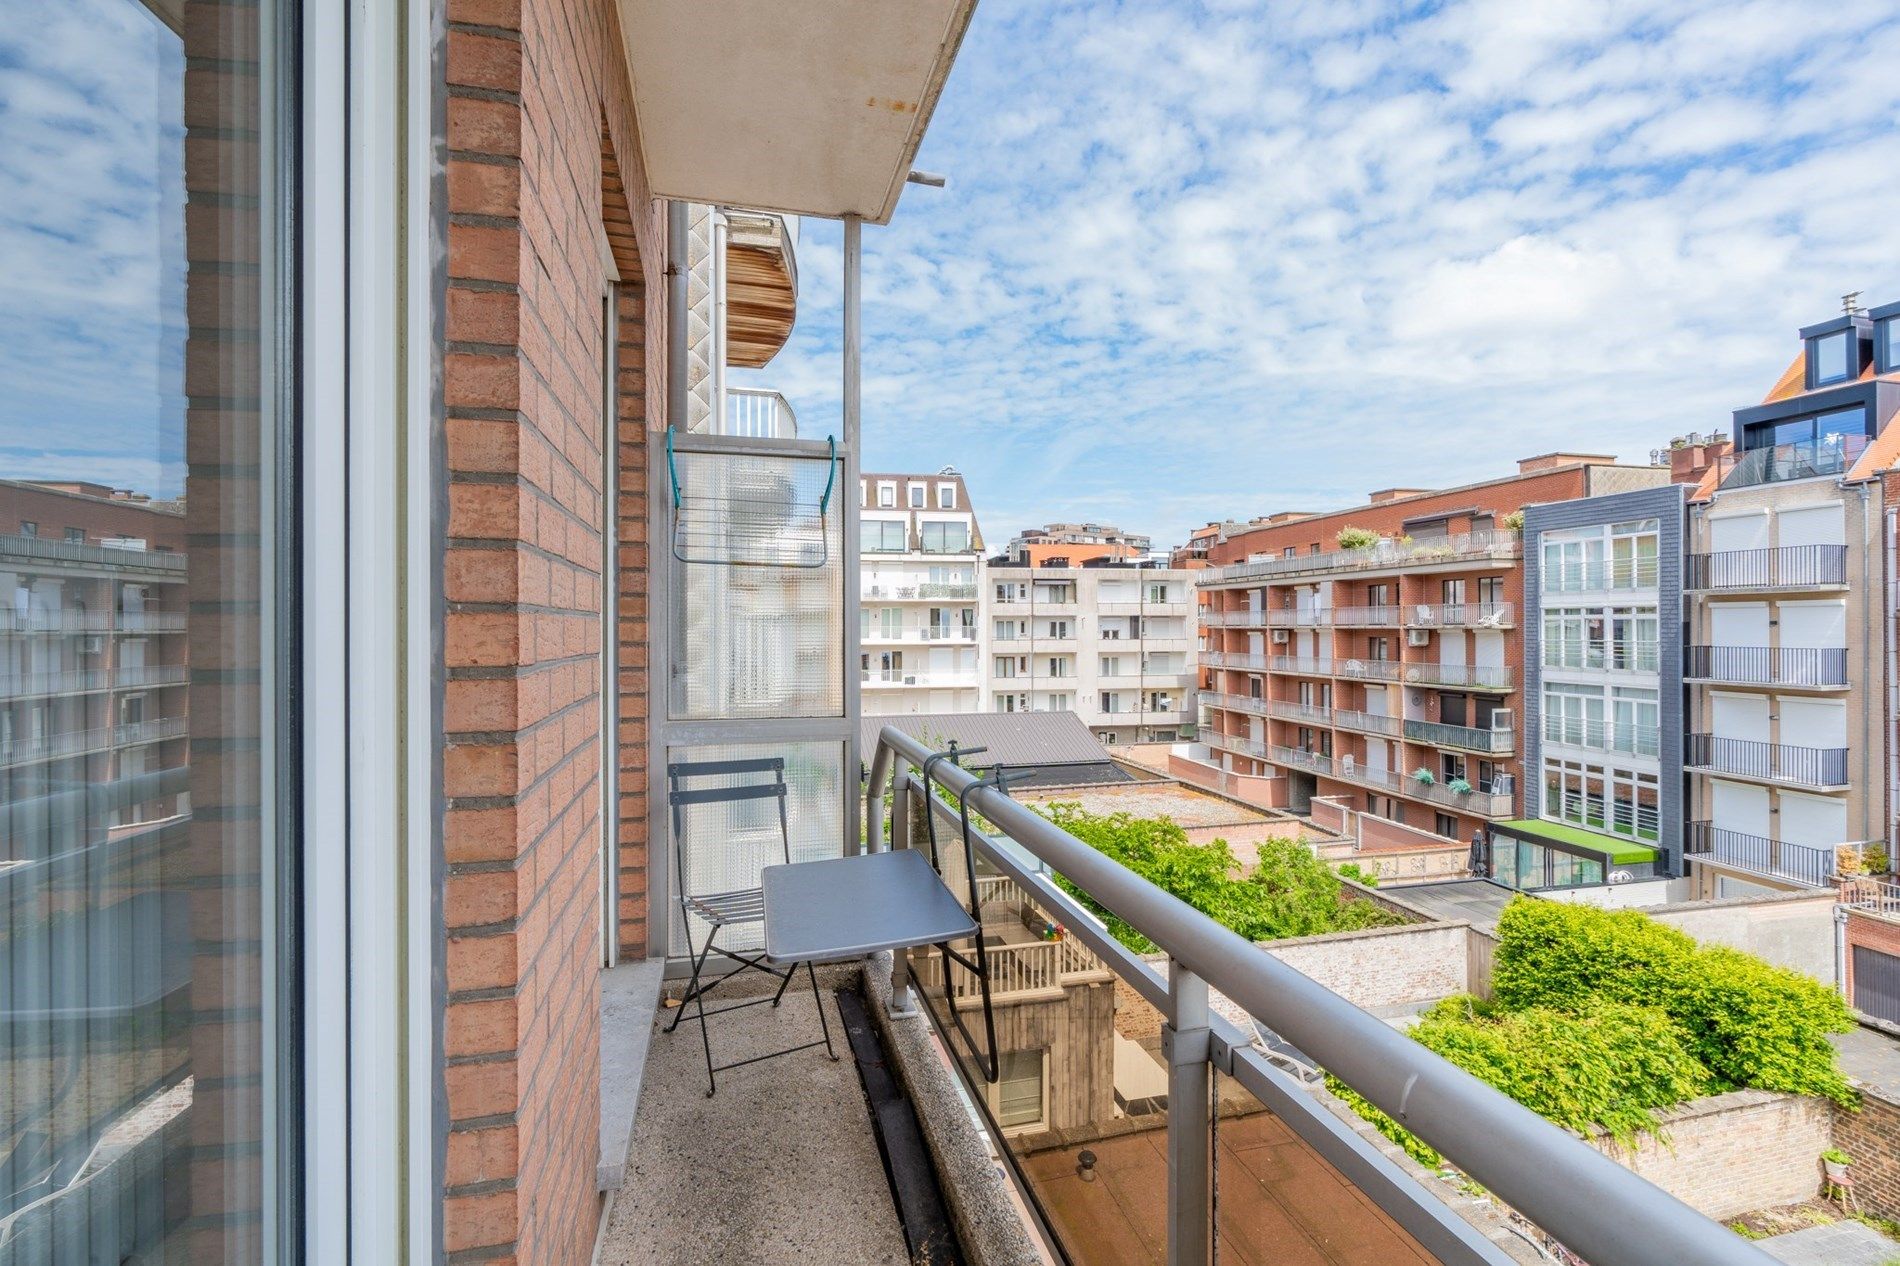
[860, 469, 985, 714]
[980, 563, 1197, 743]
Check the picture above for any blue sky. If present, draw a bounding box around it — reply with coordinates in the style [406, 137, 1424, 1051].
[735, 0, 1900, 551]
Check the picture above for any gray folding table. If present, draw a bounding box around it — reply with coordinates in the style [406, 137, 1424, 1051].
[761, 849, 977, 963]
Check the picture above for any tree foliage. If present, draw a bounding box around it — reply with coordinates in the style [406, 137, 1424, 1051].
[1036, 802, 1402, 951]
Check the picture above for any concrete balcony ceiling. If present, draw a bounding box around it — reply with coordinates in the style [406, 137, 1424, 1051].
[617, 0, 977, 224]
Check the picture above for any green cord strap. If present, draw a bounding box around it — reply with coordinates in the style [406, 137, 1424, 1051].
[820, 434, 837, 515]
[666, 426, 680, 507]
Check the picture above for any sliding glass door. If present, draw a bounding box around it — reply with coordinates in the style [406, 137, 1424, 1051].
[0, 0, 299, 1259]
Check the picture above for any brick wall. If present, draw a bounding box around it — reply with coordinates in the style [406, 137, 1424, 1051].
[1845, 909, 1900, 1009]
[1587, 1090, 1831, 1219]
[1259, 923, 1470, 1011]
[1833, 1087, 1900, 1221]
[439, 0, 665, 1258]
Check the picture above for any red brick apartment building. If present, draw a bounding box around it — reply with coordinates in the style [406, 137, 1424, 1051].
[1192, 454, 1673, 847]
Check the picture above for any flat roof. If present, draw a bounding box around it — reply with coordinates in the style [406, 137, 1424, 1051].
[1493, 818, 1658, 865]
[1016, 781, 1275, 830]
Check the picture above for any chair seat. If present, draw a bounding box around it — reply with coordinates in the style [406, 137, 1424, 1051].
[685, 886, 766, 927]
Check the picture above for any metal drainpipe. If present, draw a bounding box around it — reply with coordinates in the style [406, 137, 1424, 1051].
[710, 209, 728, 433]
[665, 201, 687, 431]
[1863, 482, 1877, 846]
[1887, 503, 1898, 864]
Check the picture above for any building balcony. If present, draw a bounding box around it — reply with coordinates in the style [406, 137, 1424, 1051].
[1717, 433, 1869, 491]
[1264, 608, 1329, 627]
[0, 533, 188, 577]
[1199, 527, 1520, 588]
[1541, 559, 1658, 594]
[862, 583, 977, 601]
[1686, 544, 1848, 592]
[1402, 601, 1514, 628]
[1684, 734, 1849, 791]
[1393, 662, 1513, 691]
[1202, 650, 1268, 671]
[1684, 645, 1848, 689]
[0, 665, 189, 701]
[1684, 822, 1837, 888]
[1403, 717, 1515, 755]
[1542, 717, 1660, 759]
[862, 627, 977, 644]
[1543, 642, 1661, 675]
[1332, 708, 1402, 738]
[864, 670, 974, 688]
[1331, 605, 1402, 627]
[721, 386, 797, 438]
[0, 717, 187, 768]
[1205, 729, 1268, 760]
[1328, 757, 1516, 817]
[1268, 744, 1332, 777]
[1271, 654, 1338, 677]
[1200, 608, 1268, 628]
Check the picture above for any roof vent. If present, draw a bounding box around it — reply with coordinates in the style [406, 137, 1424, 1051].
[1844, 291, 1865, 316]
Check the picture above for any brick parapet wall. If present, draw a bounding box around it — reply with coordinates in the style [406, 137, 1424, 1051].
[438, 0, 665, 1258]
[1586, 1090, 1831, 1220]
[1833, 1086, 1900, 1221]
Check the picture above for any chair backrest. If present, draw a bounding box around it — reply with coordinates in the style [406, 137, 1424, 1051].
[666, 757, 790, 904]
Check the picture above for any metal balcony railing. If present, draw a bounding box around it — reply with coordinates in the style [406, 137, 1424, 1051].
[1200, 609, 1267, 627]
[1544, 641, 1661, 674]
[1542, 716, 1660, 757]
[1395, 662, 1513, 690]
[1684, 822, 1835, 887]
[1332, 708, 1402, 737]
[1330, 759, 1516, 816]
[1403, 602, 1515, 627]
[721, 386, 798, 438]
[1203, 730, 1268, 759]
[1541, 558, 1659, 593]
[1686, 544, 1847, 591]
[1200, 528, 1521, 587]
[0, 717, 187, 767]
[1331, 605, 1401, 627]
[1271, 654, 1337, 676]
[1202, 651, 1268, 671]
[0, 665, 189, 700]
[1403, 718, 1515, 754]
[1718, 433, 1869, 490]
[1685, 734, 1849, 789]
[1684, 645, 1848, 687]
[1269, 744, 1333, 776]
[867, 726, 1767, 1266]
[1264, 608, 1328, 627]
[1263, 698, 1331, 725]
[0, 533, 188, 575]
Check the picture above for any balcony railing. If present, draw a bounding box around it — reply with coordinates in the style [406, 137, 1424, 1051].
[0, 665, 188, 700]
[1718, 433, 1869, 490]
[0, 533, 188, 575]
[721, 386, 798, 438]
[1202, 650, 1268, 671]
[1204, 730, 1268, 759]
[1542, 716, 1660, 758]
[1268, 744, 1332, 776]
[1332, 708, 1402, 737]
[1264, 608, 1329, 627]
[1332, 605, 1401, 627]
[1685, 734, 1849, 790]
[0, 716, 187, 767]
[1544, 641, 1661, 674]
[1201, 528, 1521, 587]
[921, 626, 976, 641]
[1403, 601, 1515, 627]
[919, 582, 977, 600]
[1684, 822, 1835, 887]
[1200, 609, 1267, 627]
[1331, 657, 1398, 681]
[1264, 698, 1332, 725]
[867, 726, 1763, 1266]
[1403, 718, 1515, 754]
[1330, 759, 1516, 816]
[1395, 662, 1513, 690]
[1271, 654, 1337, 676]
[1541, 558, 1659, 593]
[1686, 544, 1848, 591]
[1684, 645, 1848, 687]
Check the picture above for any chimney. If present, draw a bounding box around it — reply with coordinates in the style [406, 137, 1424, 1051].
[1516, 453, 1619, 475]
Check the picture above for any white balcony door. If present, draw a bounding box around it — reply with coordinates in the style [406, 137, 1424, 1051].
[1710, 779, 1770, 836]
[1779, 697, 1846, 749]
[1776, 503, 1844, 547]
[1778, 600, 1845, 649]
[1779, 791, 1847, 848]
[1710, 692, 1768, 743]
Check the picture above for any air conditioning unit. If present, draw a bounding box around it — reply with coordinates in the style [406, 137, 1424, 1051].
[1270, 629, 1290, 644]
[1406, 629, 1432, 647]
[903, 675, 918, 685]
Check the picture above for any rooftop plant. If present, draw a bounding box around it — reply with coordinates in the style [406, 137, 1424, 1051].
[1336, 526, 1380, 550]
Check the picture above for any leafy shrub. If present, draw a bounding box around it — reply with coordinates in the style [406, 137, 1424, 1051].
[1491, 899, 1856, 1106]
[1037, 803, 1403, 950]
[1336, 526, 1381, 550]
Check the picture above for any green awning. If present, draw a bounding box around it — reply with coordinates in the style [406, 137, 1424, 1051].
[1493, 818, 1658, 866]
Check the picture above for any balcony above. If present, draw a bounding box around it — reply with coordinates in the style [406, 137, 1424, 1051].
[1685, 823, 1838, 887]
[619, 0, 978, 224]
[722, 386, 797, 438]
[1685, 544, 1848, 593]
[723, 212, 797, 368]
[1392, 662, 1513, 692]
[1684, 645, 1848, 690]
[1403, 717, 1515, 755]
[1717, 433, 1869, 491]
[1199, 528, 1520, 589]
[1684, 733, 1849, 792]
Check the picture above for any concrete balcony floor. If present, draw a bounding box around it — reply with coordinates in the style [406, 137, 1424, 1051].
[599, 967, 907, 1265]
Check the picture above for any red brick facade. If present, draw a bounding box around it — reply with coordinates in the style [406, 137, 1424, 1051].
[439, 0, 665, 1257]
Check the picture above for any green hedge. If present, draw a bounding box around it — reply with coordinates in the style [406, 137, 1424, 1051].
[1491, 899, 1856, 1106]
[1036, 803, 1402, 951]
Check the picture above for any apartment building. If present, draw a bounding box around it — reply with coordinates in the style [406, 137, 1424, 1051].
[1681, 300, 1900, 896]
[860, 469, 984, 713]
[980, 560, 1197, 742]
[1193, 455, 1674, 853]
[1001, 520, 1151, 567]
[1510, 485, 1687, 889]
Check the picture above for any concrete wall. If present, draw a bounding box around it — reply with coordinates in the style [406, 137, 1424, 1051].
[1589, 1090, 1831, 1220]
[1648, 890, 1838, 983]
[1259, 922, 1472, 1011]
[1316, 840, 1474, 882]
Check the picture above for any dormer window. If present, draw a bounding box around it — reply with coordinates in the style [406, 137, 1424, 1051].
[1801, 314, 1870, 389]
[1872, 301, 1900, 375]
[908, 483, 925, 508]
[877, 482, 896, 508]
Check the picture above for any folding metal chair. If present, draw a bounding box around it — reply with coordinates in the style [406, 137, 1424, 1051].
[665, 756, 835, 1096]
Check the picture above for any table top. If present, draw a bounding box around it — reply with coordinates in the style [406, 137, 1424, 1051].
[762, 849, 977, 964]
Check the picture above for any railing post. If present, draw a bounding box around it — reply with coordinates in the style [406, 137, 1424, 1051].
[887, 771, 919, 1018]
[1163, 960, 1213, 1266]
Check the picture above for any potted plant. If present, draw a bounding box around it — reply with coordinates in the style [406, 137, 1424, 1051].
[1336, 527, 1380, 551]
[1447, 777, 1473, 795]
[1412, 767, 1436, 786]
[1823, 1148, 1853, 1182]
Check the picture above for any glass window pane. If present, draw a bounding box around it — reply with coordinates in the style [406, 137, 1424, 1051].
[1, 0, 293, 1258]
[1812, 331, 1849, 383]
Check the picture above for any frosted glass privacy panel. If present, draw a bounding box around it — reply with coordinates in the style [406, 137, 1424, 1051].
[668, 448, 843, 719]
[665, 740, 845, 953]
